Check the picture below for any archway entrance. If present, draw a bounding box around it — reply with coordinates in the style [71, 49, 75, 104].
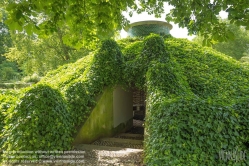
[112, 86, 146, 135]
[127, 87, 146, 135]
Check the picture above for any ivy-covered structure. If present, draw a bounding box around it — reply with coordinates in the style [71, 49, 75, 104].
[1, 31, 249, 165]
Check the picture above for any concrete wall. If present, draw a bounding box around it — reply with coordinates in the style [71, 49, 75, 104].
[73, 86, 133, 145]
[73, 87, 113, 144]
[113, 86, 133, 128]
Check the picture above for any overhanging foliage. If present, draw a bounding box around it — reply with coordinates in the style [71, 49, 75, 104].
[3, 0, 249, 47]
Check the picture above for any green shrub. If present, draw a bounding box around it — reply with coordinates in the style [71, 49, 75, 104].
[22, 73, 41, 83]
[0, 83, 32, 89]
[0, 89, 19, 161]
[2, 84, 73, 160]
[0, 95, 6, 151]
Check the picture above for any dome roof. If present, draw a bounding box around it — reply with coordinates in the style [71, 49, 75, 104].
[124, 20, 173, 37]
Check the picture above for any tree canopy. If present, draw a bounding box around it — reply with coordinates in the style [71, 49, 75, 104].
[3, 0, 249, 47]
[4, 31, 89, 76]
[0, 2, 90, 81]
[0, 5, 21, 82]
[193, 20, 249, 60]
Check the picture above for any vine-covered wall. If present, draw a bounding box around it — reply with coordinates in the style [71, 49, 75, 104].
[120, 34, 249, 165]
[1, 34, 249, 165]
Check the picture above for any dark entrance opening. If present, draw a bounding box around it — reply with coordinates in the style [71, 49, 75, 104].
[126, 88, 146, 135]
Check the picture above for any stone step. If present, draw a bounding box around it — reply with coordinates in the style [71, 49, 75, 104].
[92, 137, 143, 149]
[100, 138, 143, 145]
[114, 133, 144, 140]
[75, 144, 143, 153]
[74, 144, 144, 166]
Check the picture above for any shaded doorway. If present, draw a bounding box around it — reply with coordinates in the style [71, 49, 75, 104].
[126, 88, 146, 135]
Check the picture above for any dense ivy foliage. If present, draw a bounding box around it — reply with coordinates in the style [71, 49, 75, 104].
[0, 40, 124, 161]
[144, 37, 249, 165]
[145, 96, 249, 165]
[119, 35, 249, 165]
[41, 39, 123, 127]
[1, 34, 249, 165]
[40, 54, 94, 90]
[64, 40, 123, 126]
[165, 38, 249, 101]
[0, 89, 19, 151]
[1, 85, 73, 161]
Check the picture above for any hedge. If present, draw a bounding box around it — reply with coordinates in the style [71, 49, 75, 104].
[1, 84, 73, 161]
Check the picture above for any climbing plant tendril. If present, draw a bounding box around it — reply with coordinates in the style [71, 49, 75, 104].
[1, 34, 249, 165]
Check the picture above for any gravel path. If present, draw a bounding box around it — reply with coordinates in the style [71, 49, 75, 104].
[2, 124, 145, 166]
[2, 136, 144, 166]
[74, 144, 144, 166]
